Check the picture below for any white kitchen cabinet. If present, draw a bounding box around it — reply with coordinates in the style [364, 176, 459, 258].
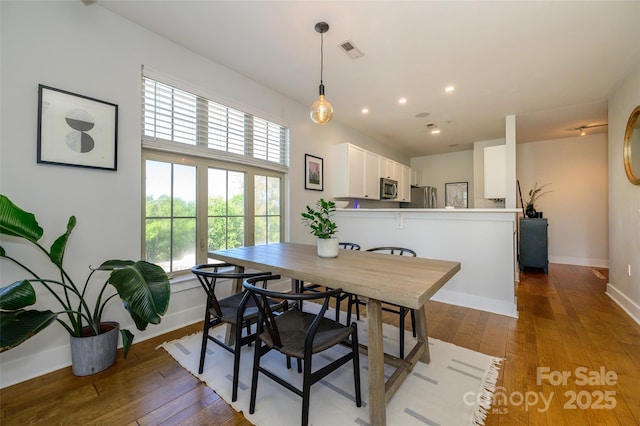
[381, 158, 399, 181]
[484, 145, 506, 199]
[364, 151, 381, 199]
[398, 165, 411, 202]
[333, 144, 380, 200]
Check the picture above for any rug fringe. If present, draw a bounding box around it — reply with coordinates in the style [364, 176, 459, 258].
[155, 331, 202, 351]
[471, 356, 503, 426]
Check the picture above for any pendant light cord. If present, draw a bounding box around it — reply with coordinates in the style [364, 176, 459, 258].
[320, 31, 324, 85]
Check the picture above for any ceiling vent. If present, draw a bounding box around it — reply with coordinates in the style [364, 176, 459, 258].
[339, 40, 365, 59]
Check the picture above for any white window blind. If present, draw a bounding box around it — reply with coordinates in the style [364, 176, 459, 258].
[142, 75, 288, 172]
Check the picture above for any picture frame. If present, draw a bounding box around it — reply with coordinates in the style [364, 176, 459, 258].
[37, 84, 118, 171]
[445, 181, 468, 208]
[304, 154, 323, 191]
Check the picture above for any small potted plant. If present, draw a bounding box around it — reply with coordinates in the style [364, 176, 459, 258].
[525, 182, 552, 218]
[301, 198, 339, 258]
[0, 194, 171, 376]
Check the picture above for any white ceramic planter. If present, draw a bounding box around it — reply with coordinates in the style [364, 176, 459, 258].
[317, 237, 339, 258]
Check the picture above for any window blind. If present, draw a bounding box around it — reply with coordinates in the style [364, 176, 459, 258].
[142, 75, 289, 172]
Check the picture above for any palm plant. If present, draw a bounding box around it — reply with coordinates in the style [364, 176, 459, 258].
[0, 194, 170, 358]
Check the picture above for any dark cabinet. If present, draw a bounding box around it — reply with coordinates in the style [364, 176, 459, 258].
[519, 218, 548, 273]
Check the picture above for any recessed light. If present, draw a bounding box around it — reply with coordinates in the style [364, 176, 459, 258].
[361, 108, 369, 114]
[445, 85, 455, 93]
[431, 128, 441, 134]
[398, 97, 407, 105]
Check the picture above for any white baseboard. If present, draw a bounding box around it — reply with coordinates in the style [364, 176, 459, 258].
[606, 283, 640, 326]
[431, 288, 518, 318]
[549, 256, 609, 268]
[0, 305, 203, 389]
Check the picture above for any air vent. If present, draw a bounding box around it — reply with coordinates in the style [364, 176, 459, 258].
[339, 40, 365, 59]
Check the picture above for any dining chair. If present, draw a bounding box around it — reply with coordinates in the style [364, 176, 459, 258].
[348, 246, 418, 359]
[300, 242, 361, 323]
[191, 263, 287, 402]
[244, 275, 362, 426]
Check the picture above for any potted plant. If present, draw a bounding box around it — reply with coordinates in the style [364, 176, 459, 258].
[301, 198, 339, 258]
[0, 194, 171, 376]
[525, 182, 552, 218]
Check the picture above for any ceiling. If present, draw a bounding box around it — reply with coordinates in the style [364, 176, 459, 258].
[96, 1, 640, 157]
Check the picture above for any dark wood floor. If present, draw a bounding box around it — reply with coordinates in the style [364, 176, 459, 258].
[1, 264, 639, 425]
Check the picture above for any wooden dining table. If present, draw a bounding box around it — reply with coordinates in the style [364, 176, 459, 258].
[208, 242, 460, 426]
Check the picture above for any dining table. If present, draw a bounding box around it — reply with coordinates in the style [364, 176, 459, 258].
[208, 242, 461, 426]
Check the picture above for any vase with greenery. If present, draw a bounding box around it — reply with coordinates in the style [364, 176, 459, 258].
[301, 198, 339, 257]
[525, 182, 552, 218]
[0, 194, 171, 373]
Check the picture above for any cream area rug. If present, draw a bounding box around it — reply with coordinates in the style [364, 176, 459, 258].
[161, 305, 502, 426]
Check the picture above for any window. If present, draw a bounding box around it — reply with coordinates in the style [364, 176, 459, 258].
[142, 74, 287, 275]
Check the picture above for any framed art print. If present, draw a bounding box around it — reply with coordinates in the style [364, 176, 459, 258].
[445, 181, 468, 208]
[304, 154, 323, 191]
[37, 85, 118, 170]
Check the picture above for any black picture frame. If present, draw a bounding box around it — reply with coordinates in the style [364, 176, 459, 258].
[445, 181, 469, 208]
[37, 84, 118, 171]
[304, 154, 323, 191]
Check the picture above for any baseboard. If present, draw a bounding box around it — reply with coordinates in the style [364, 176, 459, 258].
[0, 305, 203, 389]
[549, 256, 609, 268]
[606, 283, 640, 326]
[430, 288, 518, 318]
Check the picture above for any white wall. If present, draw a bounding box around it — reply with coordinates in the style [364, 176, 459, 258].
[606, 63, 640, 324]
[516, 134, 609, 267]
[0, 1, 395, 387]
[410, 150, 474, 208]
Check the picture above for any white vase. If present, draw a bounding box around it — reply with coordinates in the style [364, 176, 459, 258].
[317, 237, 339, 258]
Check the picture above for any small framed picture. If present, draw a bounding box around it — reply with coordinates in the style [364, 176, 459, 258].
[37, 84, 118, 171]
[445, 181, 468, 208]
[304, 154, 323, 191]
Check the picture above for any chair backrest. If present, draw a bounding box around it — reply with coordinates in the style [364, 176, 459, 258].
[243, 275, 342, 349]
[191, 263, 271, 316]
[339, 242, 361, 250]
[365, 246, 417, 257]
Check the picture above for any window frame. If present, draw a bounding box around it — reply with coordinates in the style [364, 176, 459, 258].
[142, 150, 285, 277]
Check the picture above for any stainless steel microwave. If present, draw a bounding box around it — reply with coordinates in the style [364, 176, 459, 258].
[380, 177, 398, 199]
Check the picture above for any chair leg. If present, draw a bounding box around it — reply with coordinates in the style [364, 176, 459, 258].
[232, 318, 245, 402]
[302, 355, 312, 426]
[249, 338, 262, 414]
[335, 294, 341, 322]
[351, 323, 362, 407]
[410, 309, 417, 337]
[399, 308, 405, 359]
[198, 317, 211, 374]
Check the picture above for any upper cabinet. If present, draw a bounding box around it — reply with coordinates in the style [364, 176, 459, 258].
[333, 143, 412, 202]
[333, 144, 380, 200]
[484, 145, 506, 199]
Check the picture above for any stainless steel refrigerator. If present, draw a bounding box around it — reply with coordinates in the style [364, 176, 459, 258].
[407, 186, 437, 208]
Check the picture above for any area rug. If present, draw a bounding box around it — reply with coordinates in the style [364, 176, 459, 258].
[160, 306, 502, 426]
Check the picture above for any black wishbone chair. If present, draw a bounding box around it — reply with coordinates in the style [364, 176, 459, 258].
[244, 275, 362, 426]
[299, 242, 361, 323]
[348, 246, 418, 359]
[191, 263, 287, 402]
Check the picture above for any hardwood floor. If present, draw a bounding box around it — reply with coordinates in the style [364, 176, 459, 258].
[1, 264, 639, 425]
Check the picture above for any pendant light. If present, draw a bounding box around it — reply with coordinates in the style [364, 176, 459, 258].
[310, 22, 333, 125]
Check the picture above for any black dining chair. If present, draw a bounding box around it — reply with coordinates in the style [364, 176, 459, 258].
[348, 246, 418, 359]
[300, 242, 361, 323]
[244, 274, 362, 426]
[191, 263, 287, 402]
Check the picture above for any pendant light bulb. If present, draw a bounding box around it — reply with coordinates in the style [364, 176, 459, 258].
[311, 84, 333, 125]
[310, 22, 333, 125]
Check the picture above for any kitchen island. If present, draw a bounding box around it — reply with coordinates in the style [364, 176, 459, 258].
[333, 208, 520, 317]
